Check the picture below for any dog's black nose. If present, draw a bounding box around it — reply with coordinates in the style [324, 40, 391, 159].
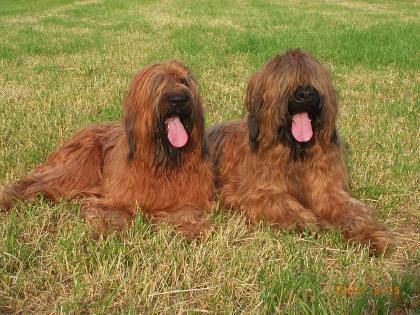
[169, 94, 189, 106]
[294, 87, 317, 103]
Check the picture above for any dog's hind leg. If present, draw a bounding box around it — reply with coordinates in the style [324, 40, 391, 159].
[0, 126, 106, 211]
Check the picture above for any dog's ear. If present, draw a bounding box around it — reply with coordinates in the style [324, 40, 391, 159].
[125, 117, 136, 160]
[245, 71, 263, 152]
[200, 132, 209, 158]
[199, 108, 209, 159]
[310, 59, 339, 145]
[331, 128, 340, 145]
[196, 108, 209, 158]
[247, 114, 259, 152]
[122, 63, 157, 162]
[187, 75, 209, 159]
[123, 68, 145, 162]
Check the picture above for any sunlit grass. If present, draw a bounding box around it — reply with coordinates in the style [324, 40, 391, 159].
[0, 0, 419, 313]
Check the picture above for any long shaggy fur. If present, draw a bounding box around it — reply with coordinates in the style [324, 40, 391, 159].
[207, 49, 395, 255]
[0, 60, 213, 238]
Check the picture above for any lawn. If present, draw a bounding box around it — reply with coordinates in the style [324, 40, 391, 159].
[0, 0, 419, 314]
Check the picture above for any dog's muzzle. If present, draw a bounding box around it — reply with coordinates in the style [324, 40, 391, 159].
[169, 93, 190, 108]
[288, 86, 321, 143]
[290, 86, 320, 112]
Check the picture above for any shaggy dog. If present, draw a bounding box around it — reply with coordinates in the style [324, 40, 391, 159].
[207, 49, 394, 254]
[0, 60, 213, 238]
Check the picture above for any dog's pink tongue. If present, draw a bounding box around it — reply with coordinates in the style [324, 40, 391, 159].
[291, 112, 313, 143]
[166, 117, 188, 148]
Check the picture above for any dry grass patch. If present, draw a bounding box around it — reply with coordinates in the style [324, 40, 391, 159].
[0, 0, 419, 313]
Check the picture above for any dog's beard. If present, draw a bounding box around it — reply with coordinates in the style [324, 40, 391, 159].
[279, 86, 322, 160]
[153, 96, 194, 171]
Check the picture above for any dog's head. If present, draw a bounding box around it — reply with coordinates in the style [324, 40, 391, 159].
[245, 49, 339, 159]
[123, 60, 207, 168]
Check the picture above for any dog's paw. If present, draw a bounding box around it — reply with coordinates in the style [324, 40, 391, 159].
[0, 185, 12, 211]
[367, 229, 397, 257]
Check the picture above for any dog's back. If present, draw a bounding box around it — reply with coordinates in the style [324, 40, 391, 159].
[207, 120, 248, 190]
[0, 122, 123, 210]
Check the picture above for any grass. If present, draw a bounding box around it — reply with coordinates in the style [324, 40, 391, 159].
[0, 0, 419, 313]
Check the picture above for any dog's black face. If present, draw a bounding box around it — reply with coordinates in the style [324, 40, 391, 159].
[154, 82, 197, 169]
[279, 86, 323, 160]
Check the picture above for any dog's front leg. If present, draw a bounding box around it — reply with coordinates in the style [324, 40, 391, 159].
[148, 205, 212, 239]
[238, 189, 320, 232]
[309, 185, 395, 255]
[80, 197, 134, 238]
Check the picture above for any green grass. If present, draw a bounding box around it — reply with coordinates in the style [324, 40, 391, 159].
[0, 0, 419, 313]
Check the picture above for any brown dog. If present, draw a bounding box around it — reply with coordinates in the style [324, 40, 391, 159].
[0, 60, 213, 238]
[207, 49, 395, 254]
